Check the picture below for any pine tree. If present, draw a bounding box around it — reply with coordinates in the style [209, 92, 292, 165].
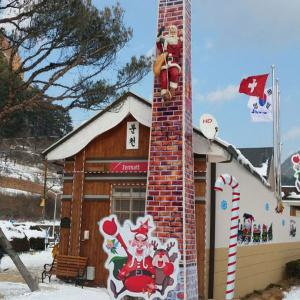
[0, 51, 73, 138]
[0, 1, 151, 122]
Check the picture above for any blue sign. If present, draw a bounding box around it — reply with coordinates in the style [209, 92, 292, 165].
[221, 200, 228, 210]
[265, 202, 270, 211]
[282, 219, 285, 226]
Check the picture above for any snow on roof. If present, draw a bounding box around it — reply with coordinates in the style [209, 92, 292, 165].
[253, 159, 269, 177]
[287, 192, 300, 199]
[226, 145, 270, 187]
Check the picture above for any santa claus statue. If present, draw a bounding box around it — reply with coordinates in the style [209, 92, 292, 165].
[154, 25, 183, 102]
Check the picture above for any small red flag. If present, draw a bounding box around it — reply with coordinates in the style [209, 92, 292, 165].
[239, 74, 269, 99]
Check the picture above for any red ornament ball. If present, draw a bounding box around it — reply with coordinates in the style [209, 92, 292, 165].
[102, 218, 117, 235]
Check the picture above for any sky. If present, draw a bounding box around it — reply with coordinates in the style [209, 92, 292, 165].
[1, 0, 298, 290]
[72, 0, 300, 161]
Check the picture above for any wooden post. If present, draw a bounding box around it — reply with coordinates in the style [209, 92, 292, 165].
[0, 228, 39, 292]
[42, 159, 48, 220]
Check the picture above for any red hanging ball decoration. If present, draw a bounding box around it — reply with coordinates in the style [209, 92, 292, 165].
[102, 218, 117, 236]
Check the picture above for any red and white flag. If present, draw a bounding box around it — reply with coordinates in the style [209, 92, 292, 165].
[239, 74, 269, 99]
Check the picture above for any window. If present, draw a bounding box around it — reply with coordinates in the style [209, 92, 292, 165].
[112, 186, 146, 224]
[290, 206, 300, 217]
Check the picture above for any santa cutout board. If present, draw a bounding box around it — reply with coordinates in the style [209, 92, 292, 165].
[98, 215, 180, 299]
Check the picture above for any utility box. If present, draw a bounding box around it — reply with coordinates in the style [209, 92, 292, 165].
[86, 266, 95, 281]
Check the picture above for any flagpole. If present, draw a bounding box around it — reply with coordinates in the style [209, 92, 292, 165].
[277, 79, 282, 200]
[272, 65, 278, 200]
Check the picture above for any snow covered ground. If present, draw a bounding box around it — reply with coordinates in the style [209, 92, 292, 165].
[0, 282, 111, 300]
[284, 286, 300, 300]
[1, 249, 52, 270]
[0, 158, 45, 183]
[0, 157, 61, 192]
[0, 249, 110, 299]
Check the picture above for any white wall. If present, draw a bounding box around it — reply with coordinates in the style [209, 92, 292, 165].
[208, 159, 299, 249]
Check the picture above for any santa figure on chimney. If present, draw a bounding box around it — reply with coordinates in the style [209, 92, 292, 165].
[154, 25, 183, 102]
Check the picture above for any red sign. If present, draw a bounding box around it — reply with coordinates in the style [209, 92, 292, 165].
[109, 162, 148, 173]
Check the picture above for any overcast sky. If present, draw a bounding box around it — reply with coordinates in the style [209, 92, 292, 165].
[71, 0, 300, 161]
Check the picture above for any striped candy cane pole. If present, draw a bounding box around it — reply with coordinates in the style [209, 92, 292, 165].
[215, 174, 240, 300]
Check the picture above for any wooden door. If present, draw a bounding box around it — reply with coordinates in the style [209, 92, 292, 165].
[80, 200, 110, 286]
[196, 201, 205, 299]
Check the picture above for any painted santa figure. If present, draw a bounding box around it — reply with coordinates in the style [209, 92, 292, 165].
[101, 217, 155, 298]
[99, 215, 180, 300]
[154, 25, 183, 102]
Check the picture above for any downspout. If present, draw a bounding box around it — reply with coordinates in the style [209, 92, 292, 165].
[208, 162, 216, 299]
[208, 154, 232, 299]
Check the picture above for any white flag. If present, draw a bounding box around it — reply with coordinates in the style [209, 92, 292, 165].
[247, 88, 273, 122]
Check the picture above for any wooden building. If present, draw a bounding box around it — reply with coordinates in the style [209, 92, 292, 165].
[43, 92, 300, 299]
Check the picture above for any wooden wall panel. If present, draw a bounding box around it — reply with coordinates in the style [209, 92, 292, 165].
[64, 161, 74, 173]
[196, 202, 205, 299]
[214, 242, 300, 299]
[194, 159, 206, 172]
[80, 200, 110, 286]
[85, 116, 149, 159]
[195, 181, 206, 197]
[59, 200, 71, 255]
[84, 182, 111, 195]
[63, 182, 73, 195]
[69, 151, 85, 256]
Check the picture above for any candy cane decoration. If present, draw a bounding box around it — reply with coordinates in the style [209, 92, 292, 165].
[215, 174, 240, 300]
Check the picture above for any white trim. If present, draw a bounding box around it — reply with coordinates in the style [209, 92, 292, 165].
[45, 95, 151, 160]
[182, 0, 187, 296]
[85, 176, 147, 181]
[86, 159, 148, 163]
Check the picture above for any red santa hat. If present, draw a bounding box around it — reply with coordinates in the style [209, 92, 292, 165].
[131, 219, 151, 241]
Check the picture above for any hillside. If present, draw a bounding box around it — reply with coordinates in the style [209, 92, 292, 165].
[0, 137, 62, 220]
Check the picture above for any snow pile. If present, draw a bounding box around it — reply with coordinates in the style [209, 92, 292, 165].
[0, 221, 46, 241]
[0, 282, 111, 300]
[1, 249, 52, 270]
[0, 187, 39, 196]
[283, 286, 300, 299]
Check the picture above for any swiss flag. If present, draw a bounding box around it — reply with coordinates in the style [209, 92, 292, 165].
[239, 74, 269, 99]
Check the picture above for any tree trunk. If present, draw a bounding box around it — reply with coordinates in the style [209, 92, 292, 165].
[0, 227, 39, 292]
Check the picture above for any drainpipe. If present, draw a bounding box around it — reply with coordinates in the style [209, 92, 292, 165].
[208, 162, 216, 299]
[208, 154, 232, 299]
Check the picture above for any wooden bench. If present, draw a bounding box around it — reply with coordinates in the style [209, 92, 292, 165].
[41, 255, 57, 283]
[42, 255, 88, 287]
